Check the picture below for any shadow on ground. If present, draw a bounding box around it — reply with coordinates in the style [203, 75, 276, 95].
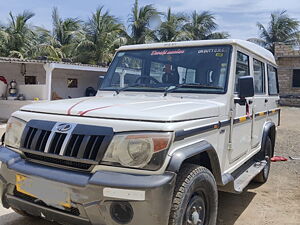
[0, 212, 58, 225]
[217, 183, 261, 225]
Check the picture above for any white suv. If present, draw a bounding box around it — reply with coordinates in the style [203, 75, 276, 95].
[0, 39, 280, 225]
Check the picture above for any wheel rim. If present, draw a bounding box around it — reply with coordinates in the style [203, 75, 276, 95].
[184, 194, 206, 225]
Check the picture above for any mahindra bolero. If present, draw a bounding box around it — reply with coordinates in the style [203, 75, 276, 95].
[0, 39, 280, 225]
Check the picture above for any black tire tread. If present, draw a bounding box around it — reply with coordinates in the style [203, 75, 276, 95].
[253, 137, 272, 183]
[168, 164, 217, 225]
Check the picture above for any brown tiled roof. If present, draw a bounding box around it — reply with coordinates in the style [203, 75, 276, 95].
[0, 57, 107, 68]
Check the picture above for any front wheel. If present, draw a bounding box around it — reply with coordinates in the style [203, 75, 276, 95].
[168, 164, 218, 225]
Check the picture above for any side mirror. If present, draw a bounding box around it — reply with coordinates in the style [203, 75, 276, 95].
[237, 76, 254, 98]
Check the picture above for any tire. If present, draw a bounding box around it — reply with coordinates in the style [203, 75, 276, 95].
[168, 164, 218, 225]
[253, 137, 272, 183]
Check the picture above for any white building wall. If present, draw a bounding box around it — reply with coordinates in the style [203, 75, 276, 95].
[0, 62, 46, 85]
[51, 68, 103, 99]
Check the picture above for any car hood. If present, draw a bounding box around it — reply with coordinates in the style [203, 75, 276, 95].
[21, 94, 223, 122]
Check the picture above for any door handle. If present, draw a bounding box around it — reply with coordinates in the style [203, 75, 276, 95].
[265, 99, 269, 103]
[248, 100, 253, 104]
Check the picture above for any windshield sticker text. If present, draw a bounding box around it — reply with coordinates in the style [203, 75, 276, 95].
[198, 48, 226, 54]
[151, 49, 185, 56]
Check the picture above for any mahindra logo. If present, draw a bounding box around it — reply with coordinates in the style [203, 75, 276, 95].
[56, 123, 72, 132]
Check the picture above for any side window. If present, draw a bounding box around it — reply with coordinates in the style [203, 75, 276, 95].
[267, 65, 279, 95]
[235, 51, 250, 92]
[253, 59, 265, 94]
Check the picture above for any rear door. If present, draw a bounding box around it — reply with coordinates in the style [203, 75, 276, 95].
[251, 58, 268, 149]
[266, 65, 280, 125]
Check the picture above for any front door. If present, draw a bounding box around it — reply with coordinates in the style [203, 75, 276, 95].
[229, 51, 253, 163]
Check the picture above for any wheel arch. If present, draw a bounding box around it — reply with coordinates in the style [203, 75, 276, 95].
[166, 141, 223, 185]
[262, 122, 276, 157]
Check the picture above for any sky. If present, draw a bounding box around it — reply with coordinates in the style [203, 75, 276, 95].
[0, 0, 300, 40]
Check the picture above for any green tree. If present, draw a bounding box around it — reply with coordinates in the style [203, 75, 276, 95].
[0, 23, 9, 56]
[33, 7, 82, 60]
[0, 11, 35, 58]
[126, 0, 160, 44]
[184, 11, 229, 40]
[51, 7, 82, 46]
[74, 6, 123, 64]
[248, 10, 300, 53]
[155, 8, 186, 42]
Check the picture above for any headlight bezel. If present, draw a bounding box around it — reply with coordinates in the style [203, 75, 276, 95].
[101, 132, 173, 170]
[4, 117, 26, 149]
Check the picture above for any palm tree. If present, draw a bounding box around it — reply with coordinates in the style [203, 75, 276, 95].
[51, 7, 82, 47]
[74, 6, 123, 64]
[0, 23, 9, 56]
[32, 7, 82, 61]
[126, 0, 160, 44]
[155, 8, 186, 42]
[184, 11, 229, 40]
[248, 10, 300, 53]
[0, 11, 35, 58]
[29, 27, 64, 61]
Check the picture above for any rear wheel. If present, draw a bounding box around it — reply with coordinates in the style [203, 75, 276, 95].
[169, 164, 218, 225]
[253, 137, 272, 183]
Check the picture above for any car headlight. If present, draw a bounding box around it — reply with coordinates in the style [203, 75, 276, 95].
[102, 133, 172, 170]
[5, 117, 26, 149]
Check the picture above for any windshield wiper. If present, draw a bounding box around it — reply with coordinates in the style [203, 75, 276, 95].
[164, 83, 223, 96]
[115, 83, 147, 95]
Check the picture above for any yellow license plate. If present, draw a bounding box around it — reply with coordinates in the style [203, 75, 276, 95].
[16, 174, 71, 208]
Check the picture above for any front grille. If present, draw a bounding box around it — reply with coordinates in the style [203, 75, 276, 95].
[20, 120, 114, 170]
[14, 189, 80, 216]
[24, 152, 92, 170]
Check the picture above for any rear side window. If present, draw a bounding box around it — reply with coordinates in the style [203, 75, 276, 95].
[267, 65, 279, 95]
[235, 51, 250, 92]
[253, 59, 265, 94]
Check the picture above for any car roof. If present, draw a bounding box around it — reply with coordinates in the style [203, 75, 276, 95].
[117, 39, 276, 65]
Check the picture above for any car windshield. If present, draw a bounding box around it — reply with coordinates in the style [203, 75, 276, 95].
[100, 45, 232, 94]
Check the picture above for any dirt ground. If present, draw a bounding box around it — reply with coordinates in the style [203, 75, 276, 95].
[0, 107, 299, 225]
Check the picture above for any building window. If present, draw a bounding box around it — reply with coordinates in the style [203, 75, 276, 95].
[24, 76, 37, 85]
[67, 78, 78, 88]
[292, 69, 300, 87]
[235, 51, 250, 92]
[267, 65, 279, 95]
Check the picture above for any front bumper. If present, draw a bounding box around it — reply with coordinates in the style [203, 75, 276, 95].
[0, 146, 176, 225]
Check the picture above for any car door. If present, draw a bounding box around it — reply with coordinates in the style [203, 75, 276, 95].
[229, 51, 253, 163]
[266, 65, 280, 125]
[251, 58, 268, 149]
